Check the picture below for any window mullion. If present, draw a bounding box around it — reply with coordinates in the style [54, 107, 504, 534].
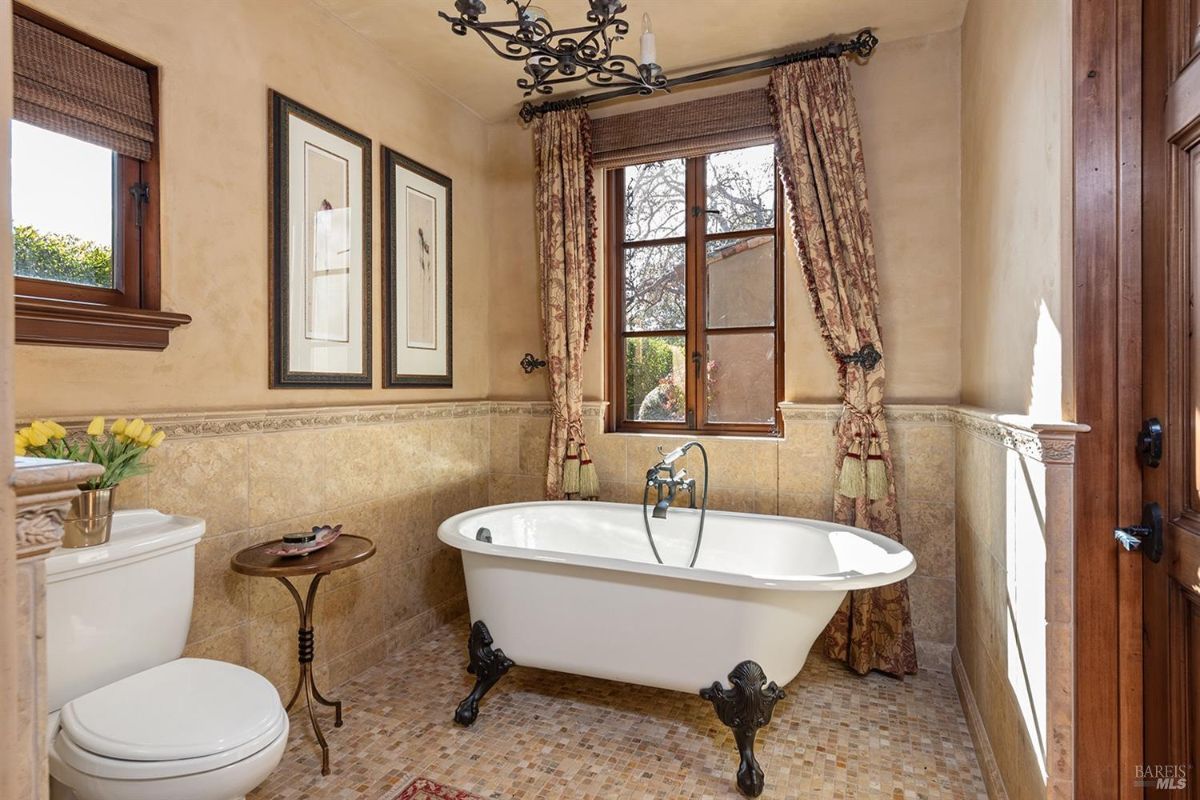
[686, 155, 706, 433]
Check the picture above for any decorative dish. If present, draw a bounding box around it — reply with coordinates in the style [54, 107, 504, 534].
[264, 524, 343, 557]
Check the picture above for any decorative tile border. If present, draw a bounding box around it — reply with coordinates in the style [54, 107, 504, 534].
[952, 406, 1088, 465]
[489, 400, 607, 418]
[780, 403, 1085, 464]
[778, 402, 956, 425]
[32, 401, 492, 440]
[29, 399, 1085, 464]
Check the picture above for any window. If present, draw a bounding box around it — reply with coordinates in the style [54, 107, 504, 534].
[606, 143, 783, 435]
[11, 4, 189, 349]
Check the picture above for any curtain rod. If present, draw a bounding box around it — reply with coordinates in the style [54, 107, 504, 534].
[518, 28, 878, 123]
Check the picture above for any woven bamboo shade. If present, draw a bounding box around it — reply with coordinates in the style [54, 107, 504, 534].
[590, 88, 774, 168]
[14, 15, 154, 160]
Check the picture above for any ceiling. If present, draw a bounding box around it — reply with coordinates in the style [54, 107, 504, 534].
[312, 0, 968, 122]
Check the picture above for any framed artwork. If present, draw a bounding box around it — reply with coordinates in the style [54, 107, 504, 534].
[269, 90, 372, 387]
[382, 146, 452, 387]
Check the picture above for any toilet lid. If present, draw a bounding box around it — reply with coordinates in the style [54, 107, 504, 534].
[59, 658, 283, 761]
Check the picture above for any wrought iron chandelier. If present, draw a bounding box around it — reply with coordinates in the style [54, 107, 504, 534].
[438, 0, 668, 100]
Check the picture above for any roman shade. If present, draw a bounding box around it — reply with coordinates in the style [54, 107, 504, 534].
[590, 88, 774, 168]
[14, 15, 154, 160]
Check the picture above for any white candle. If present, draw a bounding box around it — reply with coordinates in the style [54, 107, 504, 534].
[639, 12, 657, 66]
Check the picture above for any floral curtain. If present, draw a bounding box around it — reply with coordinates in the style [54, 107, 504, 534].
[768, 58, 917, 676]
[532, 107, 600, 500]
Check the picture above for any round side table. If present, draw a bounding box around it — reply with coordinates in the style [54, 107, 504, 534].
[231, 534, 375, 775]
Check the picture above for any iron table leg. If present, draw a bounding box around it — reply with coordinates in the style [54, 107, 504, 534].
[276, 573, 342, 775]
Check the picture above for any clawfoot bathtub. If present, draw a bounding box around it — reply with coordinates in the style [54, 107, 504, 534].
[438, 501, 915, 797]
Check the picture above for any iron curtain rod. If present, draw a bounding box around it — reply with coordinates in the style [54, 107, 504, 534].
[517, 28, 879, 122]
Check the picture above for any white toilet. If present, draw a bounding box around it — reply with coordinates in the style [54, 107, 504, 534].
[44, 509, 289, 800]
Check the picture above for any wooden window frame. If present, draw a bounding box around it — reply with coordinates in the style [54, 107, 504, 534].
[12, 3, 189, 350]
[605, 150, 785, 437]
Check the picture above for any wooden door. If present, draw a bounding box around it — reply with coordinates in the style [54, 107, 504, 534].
[1143, 3, 1200, 796]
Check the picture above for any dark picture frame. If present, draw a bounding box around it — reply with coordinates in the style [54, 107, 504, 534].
[268, 90, 372, 388]
[381, 146, 453, 387]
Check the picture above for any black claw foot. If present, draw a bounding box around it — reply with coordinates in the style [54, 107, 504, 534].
[453, 620, 514, 726]
[700, 660, 785, 798]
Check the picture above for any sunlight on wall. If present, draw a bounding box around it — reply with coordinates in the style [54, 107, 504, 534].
[1028, 299, 1064, 421]
[1005, 448, 1049, 781]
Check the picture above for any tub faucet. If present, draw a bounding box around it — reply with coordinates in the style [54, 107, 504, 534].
[642, 441, 710, 568]
[646, 447, 698, 519]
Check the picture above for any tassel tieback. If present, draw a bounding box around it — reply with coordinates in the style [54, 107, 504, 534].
[837, 436, 865, 499]
[865, 434, 888, 501]
[578, 443, 600, 500]
[562, 438, 581, 496]
[837, 434, 889, 501]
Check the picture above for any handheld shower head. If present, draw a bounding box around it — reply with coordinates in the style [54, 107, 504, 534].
[657, 441, 697, 466]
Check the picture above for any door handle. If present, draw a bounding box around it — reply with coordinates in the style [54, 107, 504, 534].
[1114, 502, 1164, 563]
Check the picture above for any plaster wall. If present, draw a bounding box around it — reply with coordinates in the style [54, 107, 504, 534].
[960, 0, 1072, 418]
[486, 30, 963, 407]
[13, 0, 494, 418]
[955, 1, 1074, 797]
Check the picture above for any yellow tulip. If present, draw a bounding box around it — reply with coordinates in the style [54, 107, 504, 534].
[45, 420, 67, 438]
[14, 432, 28, 453]
[147, 430, 166, 448]
[31, 420, 54, 439]
[14, 443, 25, 456]
[111, 418, 127, 435]
[136, 425, 154, 445]
[125, 418, 145, 439]
[23, 426, 47, 447]
[87, 417, 105, 437]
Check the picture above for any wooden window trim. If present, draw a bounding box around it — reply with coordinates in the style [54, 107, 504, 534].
[11, 3, 189, 350]
[605, 151, 785, 437]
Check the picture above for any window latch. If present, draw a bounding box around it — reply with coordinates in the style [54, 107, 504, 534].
[691, 206, 721, 217]
[129, 182, 150, 227]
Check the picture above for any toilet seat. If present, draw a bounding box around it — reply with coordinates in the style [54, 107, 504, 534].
[54, 658, 287, 781]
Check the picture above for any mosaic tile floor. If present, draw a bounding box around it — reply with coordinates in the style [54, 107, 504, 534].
[249, 621, 987, 800]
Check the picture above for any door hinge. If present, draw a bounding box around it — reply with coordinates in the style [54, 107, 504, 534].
[1114, 502, 1164, 563]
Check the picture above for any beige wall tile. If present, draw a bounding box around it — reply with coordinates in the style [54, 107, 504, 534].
[327, 634, 389, 689]
[380, 488, 436, 566]
[385, 420, 433, 497]
[248, 429, 331, 526]
[328, 424, 393, 507]
[188, 530, 252, 644]
[488, 416, 521, 475]
[149, 436, 250, 537]
[428, 418, 477, 484]
[909, 575, 955, 644]
[901, 501, 955, 579]
[489, 473, 542, 504]
[778, 449, 835, 495]
[587, 431, 628, 485]
[778, 491, 834, 521]
[183, 623, 248, 666]
[517, 416, 550, 476]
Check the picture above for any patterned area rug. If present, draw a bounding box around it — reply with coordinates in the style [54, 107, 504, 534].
[393, 778, 487, 800]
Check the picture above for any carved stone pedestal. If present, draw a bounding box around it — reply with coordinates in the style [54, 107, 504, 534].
[12, 458, 103, 800]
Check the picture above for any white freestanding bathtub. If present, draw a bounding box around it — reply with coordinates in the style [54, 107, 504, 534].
[437, 500, 916, 797]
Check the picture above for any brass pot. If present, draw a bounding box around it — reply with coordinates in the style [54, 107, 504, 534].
[62, 486, 116, 549]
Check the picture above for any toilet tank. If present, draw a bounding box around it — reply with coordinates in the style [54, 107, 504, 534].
[44, 509, 205, 712]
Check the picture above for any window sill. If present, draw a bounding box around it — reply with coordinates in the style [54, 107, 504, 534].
[609, 426, 781, 439]
[15, 295, 191, 350]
